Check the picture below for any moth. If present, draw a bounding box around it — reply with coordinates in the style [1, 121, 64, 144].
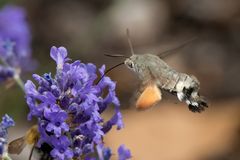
[102, 29, 208, 113]
[8, 125, 52, 160]
[8, 125, 39, 155]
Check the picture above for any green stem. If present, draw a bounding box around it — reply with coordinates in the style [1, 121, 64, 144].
[13, 73, 25, 91]
[0, 57, 25, 91]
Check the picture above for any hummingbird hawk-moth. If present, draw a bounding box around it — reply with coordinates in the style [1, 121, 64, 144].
[102, 29, 208, 113]
[124, 53, 208, 112]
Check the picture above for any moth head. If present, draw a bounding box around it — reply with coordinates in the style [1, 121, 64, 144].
[124, 55, 138, 71]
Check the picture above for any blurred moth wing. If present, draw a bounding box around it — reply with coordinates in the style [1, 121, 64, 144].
[8, 136, 27, 154]
[8, 125, 39, 155]
[136, 83, 162, 109]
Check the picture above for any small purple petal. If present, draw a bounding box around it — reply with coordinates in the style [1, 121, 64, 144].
[50, 46, 68, 70]
[24, 80, 40, 97]
[1, 114, 15, 129]
[118, 145, 131, 160]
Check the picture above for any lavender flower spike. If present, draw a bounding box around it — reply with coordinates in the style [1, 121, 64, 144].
[25, 46, 128, 159]
[0, 114, 15, 159]
[0, 5, 31, 62]
[0, 5, 34, 85]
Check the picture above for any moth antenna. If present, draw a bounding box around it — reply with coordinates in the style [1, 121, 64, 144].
[104, 53, 129, 58]
[97, 62, 125, 84]
[158, 36, 198, 58]
[126, 28, 135, 55]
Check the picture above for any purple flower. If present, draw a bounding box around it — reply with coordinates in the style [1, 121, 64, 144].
[1, 114, 15, 129]
[45, 111, 69, 137]
[118, 145, 131, 160]
[102, 109, 124, 133]
[50, 136, 73, 160]
[0, 66, 14, 82]
[103, 147, 112, 159]
[50, 46, 68, 70]
[25, 46, 126, 159]
[0, 5, 34, 83]
[0, 5, 31, 61]
[96, 144, 112, 160]
[0, 114, 15, 155]
[0, 141, 4, 155]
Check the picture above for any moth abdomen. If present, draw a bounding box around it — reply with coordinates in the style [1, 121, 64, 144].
[124, 52, 208, 112]
[187, 92, 208, 113]
[173, 74, 208, 112]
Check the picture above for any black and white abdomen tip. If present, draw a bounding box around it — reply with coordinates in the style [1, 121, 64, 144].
[175, 77, 208, 113]
[184, 89, 208, 112]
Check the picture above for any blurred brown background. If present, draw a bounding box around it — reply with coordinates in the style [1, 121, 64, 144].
[0, 0, 240, 159]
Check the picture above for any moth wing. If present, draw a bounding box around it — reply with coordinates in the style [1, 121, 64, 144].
[8, 136, 27, 154]
[136, 83, 162, 109]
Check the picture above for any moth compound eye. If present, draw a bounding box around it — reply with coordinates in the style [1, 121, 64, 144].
[124, 59, 135, 70]
[129, 62, 134, 68]
[127, 61, 134, 69]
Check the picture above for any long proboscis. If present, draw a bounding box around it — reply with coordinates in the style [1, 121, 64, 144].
[158, 37, 198, 58]
[96, 62, 125, 84]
